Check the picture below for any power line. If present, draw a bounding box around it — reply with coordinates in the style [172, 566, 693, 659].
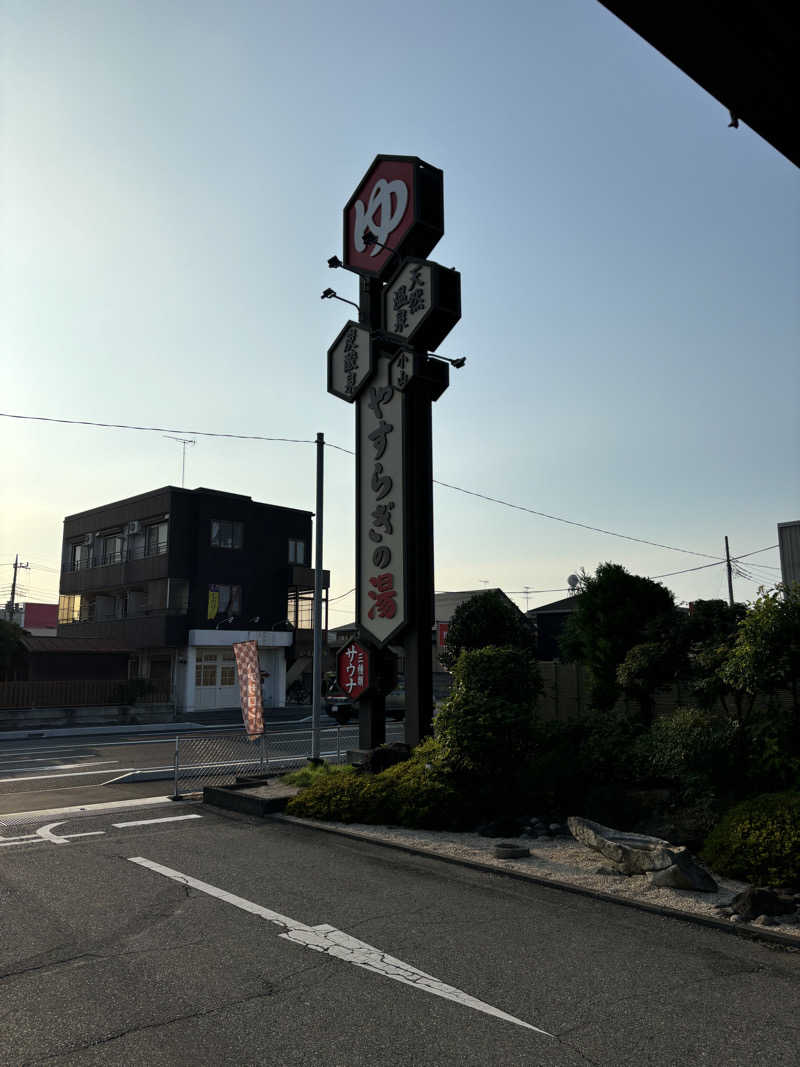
[0, 412, 316, 447]
[431, 479, 724, 559]
[1, 409, 771, 565]
[328, 587, 355, 602]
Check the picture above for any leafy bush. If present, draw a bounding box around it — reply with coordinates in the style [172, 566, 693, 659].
[440, 590, 536, 671]
[282, 762, 355, 789]
[286, 739, 474, 830]
[701, 792, 800, 887]
[436, 646, 540, 765]
[634, 706, 737, 798]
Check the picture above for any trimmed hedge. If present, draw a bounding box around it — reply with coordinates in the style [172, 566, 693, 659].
[701, 792, 800, 888]
[285, 738, 475, 830]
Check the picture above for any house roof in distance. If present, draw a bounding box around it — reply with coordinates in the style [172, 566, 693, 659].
[526, 595, 581, 616]
[21, 636, 131, 654]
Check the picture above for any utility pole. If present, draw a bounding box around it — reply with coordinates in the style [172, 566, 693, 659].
[311, 432, 324, 761]
[8, 554, 29, 622]
[724, 536, 735, 608]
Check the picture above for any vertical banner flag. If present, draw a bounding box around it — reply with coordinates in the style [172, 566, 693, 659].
[207, 585, 220, 620]
[232, 639, 264, 738]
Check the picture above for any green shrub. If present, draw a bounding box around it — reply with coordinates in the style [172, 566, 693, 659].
[286, 738, 473, 830]
[282, 763, 355, 789]
[701, 792, 800, 887]
[634, 705, 737, 797]
[434, 647, 541, 805]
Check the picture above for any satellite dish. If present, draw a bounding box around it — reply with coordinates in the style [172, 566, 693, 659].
[567, 574, 579, 593]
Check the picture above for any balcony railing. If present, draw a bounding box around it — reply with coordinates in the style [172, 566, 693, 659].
[66, 540, 168, 573]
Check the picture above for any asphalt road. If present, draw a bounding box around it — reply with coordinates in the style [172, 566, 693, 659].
[0, 715, 349, 815]
[1, 800, 798, 1065]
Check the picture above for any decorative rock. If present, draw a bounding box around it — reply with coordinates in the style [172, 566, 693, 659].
[548, 823, 562, 835]
[568, 815, 717, 890]
[477, 817, 523, 838]
[493, 842, 530, 859]
[647, 853, 718, 893]
[568, 816, 675, 874]
[595, 865, 627, 877]
[731, 886, 798, 920]
[519, 829, 539, 839]
[752, 914, 778, 927]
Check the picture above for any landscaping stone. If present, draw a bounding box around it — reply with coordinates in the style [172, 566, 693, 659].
[493, 842, 530, 859]
[647, 855, 718, 893]
[730, 886, 798, 921]
[595, 865, 628, 877]
[752, 915, 778, 927]
[568, 815, 717, 890]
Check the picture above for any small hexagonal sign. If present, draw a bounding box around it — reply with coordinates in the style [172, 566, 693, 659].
[383, 259, 461, 352]
[343, 156, 444, 279]
[328, 321, 374, 402]
[389, 349, 417, 392]
[337, 639, 371, 700]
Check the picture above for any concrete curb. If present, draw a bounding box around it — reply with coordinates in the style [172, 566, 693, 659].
[274, 815, 800, 952]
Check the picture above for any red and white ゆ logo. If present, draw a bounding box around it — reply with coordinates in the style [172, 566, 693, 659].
[353, 179, 408, 257]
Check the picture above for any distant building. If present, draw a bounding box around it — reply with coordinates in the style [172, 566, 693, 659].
[526, 595, 581, 660]
[778, 521, 800, 590]
[4, 602, 58, 636]
[57, 486, 329, 712]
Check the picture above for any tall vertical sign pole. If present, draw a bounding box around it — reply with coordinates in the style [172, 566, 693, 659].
[311, 432, 325, 760]
[357, 276, 387, 749]
[327, 156, 460, 751]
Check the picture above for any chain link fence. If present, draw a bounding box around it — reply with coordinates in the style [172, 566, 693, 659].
[172, 723, 407, 797]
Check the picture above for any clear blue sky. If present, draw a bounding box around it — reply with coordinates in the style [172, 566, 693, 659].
[2, 0, 797, 620]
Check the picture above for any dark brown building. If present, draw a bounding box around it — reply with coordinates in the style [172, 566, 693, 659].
[57, 486, 328, 712]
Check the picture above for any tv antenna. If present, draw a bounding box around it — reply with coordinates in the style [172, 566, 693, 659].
[567, 574, 580, 596]
[163, 435, 196, 488]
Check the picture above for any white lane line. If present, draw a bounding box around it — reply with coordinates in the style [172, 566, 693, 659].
[0, 754, 97, 765]
[129, 857, 552, 1036]
[0, 796, 174, 821]
[113, 814, 203, 828]
[0, 837, 47, 847]
[0, 768, 133, 784]
[0, 760, 118, 775]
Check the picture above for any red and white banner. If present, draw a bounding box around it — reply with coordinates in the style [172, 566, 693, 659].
[232, 639, 264, 738]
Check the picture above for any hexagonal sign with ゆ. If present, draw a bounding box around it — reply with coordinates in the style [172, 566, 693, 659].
[328, 321, 375, 402]
[337, 639, 371, 700]
[382, 259, 461, 352]
[342, 156, 444, 280]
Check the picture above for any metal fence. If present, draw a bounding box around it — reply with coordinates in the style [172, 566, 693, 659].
[172, 722, 407, 797]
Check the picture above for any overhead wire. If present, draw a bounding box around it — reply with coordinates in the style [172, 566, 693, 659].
[2, 410, 782, 572]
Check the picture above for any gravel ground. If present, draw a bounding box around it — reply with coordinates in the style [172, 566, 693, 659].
[286, 817, 800, 939]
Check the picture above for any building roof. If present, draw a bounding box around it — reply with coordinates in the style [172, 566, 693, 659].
[598, 2, 799, 168]
[21, 636, 131, 654]
[329, 589, 522, 636]
[526, 595, 581, 616]
[64, 485, 312, 523]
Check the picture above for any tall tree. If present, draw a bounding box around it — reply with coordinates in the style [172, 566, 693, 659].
[439, 590, 536, 672]
[559, 563, 676, 712]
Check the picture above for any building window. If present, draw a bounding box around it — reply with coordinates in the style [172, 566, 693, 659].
[211, 520, 243, 550]
[287, 588, 313, 629]
[195, 652, 218, 687]
[220, 653, 236, 687]
[207, 584, 242, 619]
[70, 543, 90, 571]
[145, 521, 168, 557]
[57, 594, 81, 624]
[168, 580, 189, 614]
[102, 534, 124, 565]
[289, 539, 306, 564]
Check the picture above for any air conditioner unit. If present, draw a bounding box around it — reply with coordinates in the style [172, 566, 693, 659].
[127, 520, 141, 535]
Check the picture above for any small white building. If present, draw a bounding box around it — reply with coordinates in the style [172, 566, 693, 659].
[174, 629, 293, 715]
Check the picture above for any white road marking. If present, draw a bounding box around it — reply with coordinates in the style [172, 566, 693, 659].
[0, 753, 97, 765]
[0, 760, 118, 775]
[35, 822, 105, 845]
[0, 796, 174, 821]
[0, 768, 133, 784]
[112, 814, 203, 828]
[128, 857, 552, 1036]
